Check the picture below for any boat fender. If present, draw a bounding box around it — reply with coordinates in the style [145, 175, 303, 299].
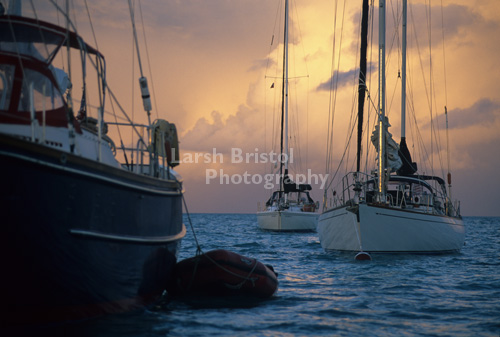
[139, 77, 152, 112]
[355, 251, 372, 261]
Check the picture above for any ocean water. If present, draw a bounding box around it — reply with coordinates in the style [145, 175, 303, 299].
[54, 215, 500, 336]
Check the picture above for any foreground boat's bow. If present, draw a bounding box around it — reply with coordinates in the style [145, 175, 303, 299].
[0, 9, 184, 325]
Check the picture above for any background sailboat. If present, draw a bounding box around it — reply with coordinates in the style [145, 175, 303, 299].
[317, 0, 464, 254]
[257, 0, 318, 232]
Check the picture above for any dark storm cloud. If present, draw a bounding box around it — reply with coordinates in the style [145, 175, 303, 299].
[440, 98, 500, 129]
[316, 62, 377, 92]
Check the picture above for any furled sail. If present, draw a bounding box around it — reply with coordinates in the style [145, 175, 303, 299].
[371, 117, 402, 172]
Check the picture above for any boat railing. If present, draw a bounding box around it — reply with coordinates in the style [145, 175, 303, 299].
[416, 187, 461, 217]
[335, 172, 462, 218]
[335, 172, 374, 207]
[108, 121, 176, 181]
[105, 121, 147, 168]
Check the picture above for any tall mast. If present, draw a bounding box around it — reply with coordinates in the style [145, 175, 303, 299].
[280, 0, 289, 193]
[401, 0, 407, 139]
[397, 0, 416, 176]
[284, 0, 290, 173]
[377, 0, 386, 199]
[356, 0, 369, 173]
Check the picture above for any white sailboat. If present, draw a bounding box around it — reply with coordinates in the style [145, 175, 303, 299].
[317, 0, 465, 254]
[257, 0, 318, 232]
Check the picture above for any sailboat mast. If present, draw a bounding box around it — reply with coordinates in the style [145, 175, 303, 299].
[356, 0, 369, 173]
[279, 0, 289, 193]
[401, 0, 407, 139]
[284, 0, 290, 173]
[377, 0, 387, 199]
[397, 0, 416, 176]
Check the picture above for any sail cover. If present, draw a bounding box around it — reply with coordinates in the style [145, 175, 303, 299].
[371, 117, 402, 172]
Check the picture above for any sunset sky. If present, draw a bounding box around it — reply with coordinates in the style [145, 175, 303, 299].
[24, 0, 500, 216]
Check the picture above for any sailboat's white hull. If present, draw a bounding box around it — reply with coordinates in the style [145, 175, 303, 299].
[317, 203, 465, 253]
[257, 210, 318, 232]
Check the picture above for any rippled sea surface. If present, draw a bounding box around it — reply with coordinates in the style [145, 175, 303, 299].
[56, 215, 500, 336]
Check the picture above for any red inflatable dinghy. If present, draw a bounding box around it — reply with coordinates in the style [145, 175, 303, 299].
[166, 249, 278, 298]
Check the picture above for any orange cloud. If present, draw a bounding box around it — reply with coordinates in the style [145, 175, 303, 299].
[22, 0, 500, 215]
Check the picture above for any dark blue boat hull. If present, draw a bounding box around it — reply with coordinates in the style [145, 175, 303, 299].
[0, 134, 184, 325]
